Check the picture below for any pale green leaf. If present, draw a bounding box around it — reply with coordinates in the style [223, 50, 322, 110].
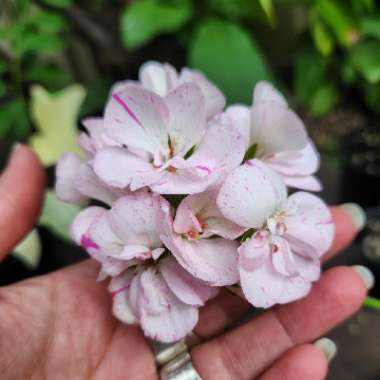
[39, 190, 83, 240]
[29, 84, 86, 166]
[257, 0, 275, 26]
[12, 229, 41, 269]
[350, 41, 380, 84]
[121, 0, 192, 49]
[189, 18, 271, 103]
[310, 11, 334, 56]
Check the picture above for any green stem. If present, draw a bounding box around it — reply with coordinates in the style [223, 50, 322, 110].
[364, 296, 380, 311]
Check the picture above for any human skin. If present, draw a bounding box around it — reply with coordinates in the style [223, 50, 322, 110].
[0, 145, 367, 380]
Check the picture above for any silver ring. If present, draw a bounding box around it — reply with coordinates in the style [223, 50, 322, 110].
[160, 352, 202, 380]
[152, 339, 188, 368]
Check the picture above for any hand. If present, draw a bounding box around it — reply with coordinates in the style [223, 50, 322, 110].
[0, 145, 369, 380]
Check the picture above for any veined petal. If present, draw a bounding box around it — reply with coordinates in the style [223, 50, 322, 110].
[161, 232, 239, 286]
[238, 232, 269, 271]
[109, 192, 167, 249]
[284, 192, 335, 258]
[55, 152, 87, 204]
[224, 105, 251, 151]
[189, 115, 246, 174]
[165, 83, 206, 156]
[94, 146, 153, 189]
[217, 160, 287, 228]
[70, 206, 106, 245]
[109, 270, 137, 324]
[105, 85, 169, 154]
[250, 102, 307, 156]
[160, 257, 218, 306]
[253, 81, 287, 106]
[179, 68, 226, 119]
[79, 117, 108, 155]
[139, 61, 178, 96]
[282, 175, 322, 192]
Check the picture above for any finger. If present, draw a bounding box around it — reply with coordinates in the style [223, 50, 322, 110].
[258, 343, 329, 380]
[192, 266, 367, 380]
[0, 145, 45, 260]
[195, 205, 363, 339]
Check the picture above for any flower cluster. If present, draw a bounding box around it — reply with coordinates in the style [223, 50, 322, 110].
[56, 61, 335, 342]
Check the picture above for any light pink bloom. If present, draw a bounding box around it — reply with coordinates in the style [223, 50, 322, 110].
[160, 192, 241, 286]
[112, 61, 225, 120]
[109, 256, 218, 343]
[217, 160, 334, 307]
[94, 83, 245, 194]
[55, 118, 122, 205]
[70, 192, 168, 279]
[225, 81, 321, 191]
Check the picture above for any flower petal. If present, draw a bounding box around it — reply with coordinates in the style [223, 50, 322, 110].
[94, 146, 153, 189]
[224, 105, 251, 151]
[109, 192, 167, 249]
[165, 83, 206, 156]
[179, 68, 226, 119]
[55, 153, 87, 204]
[160, 257, 218, 306]
[217, 160, 287, 228]
[284, 192, 335, 258]
[250, 102, 307, 155]
[139, 61, 178, 96]
[105, 85, 169, 154]
[253, 81, 287, 106]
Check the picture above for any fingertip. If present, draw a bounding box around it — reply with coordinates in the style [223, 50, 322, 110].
[324, 207, 360, 261]
[0, 144, 46, 258]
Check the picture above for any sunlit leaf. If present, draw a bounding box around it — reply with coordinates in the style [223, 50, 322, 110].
[12, 229, 41, 269]
[121, 0, 192, 49]
[189, 18, 271, 103]
[310, 10, 334, 56]
[360, 16, 380, 40]
[258, 0, 275, 26]
[350, 41, 380, 84]
[39, 190, 83, 241]
[29, 84, 86, 166]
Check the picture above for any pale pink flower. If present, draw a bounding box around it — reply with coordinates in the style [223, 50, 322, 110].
[225, 81, 321, 191]
[217, 160, 334, 307]
[55, 118, 123, 205]
[70, 191, 168, 279]
[94, 83, 245, 194]
[112, 61, 225, 120]
[160, 191, 242, 286]
[109, 256, 218, 343]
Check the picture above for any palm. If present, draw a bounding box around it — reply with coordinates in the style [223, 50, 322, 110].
[0, 146, 369, 380]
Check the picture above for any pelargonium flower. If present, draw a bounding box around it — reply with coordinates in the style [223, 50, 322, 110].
[110, 256, 218, 343]
[112, 61, 225, 120]
[70, 191, 168, 279]
[225, 82, 321, 191]
[56, 117, 124, 205]
[94, 83, 245, 194]
[160, 191, 244, 286]
[217, 159, 334, 308]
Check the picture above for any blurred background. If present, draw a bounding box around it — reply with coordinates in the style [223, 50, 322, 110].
[0, 0, 379, 378]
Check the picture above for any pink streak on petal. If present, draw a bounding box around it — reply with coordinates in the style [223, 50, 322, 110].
[112, 93, 143, 128]
[111, 285, 130, 297]
[195, 165, 211, 174]
[245, 160, 253, 166]
[81, 235, 99, 250]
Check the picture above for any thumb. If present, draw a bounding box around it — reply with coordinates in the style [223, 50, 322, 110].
[0, 144, 46, 260]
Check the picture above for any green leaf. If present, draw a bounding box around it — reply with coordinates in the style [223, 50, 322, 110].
[363, 82, 380, 113]
[29, 84, 86, 166]
[43, 0, 73, 7]
[12, 229, 41, 269]
[308, 83, 339, 117]
[39, 190, 83, 240]
[360, 16, 380, 40]
[294, 50, 326, 105]
[316, 0, 359, 47]
[350, 41, 380, 83]
[310, 11, 334, 56]
[16, 33, 64, 55]
[243, 143, 257, 162]
[29, 11, 66, 33]
[0, 98, 31, 139]
[26, 64, 71, 89]
[121, 0, 192, 49]
[0, 61, 8, 75]
[189, 18, 271, 103]
[257, 0, 275, 26]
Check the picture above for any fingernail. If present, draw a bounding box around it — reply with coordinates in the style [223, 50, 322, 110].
[352, 265, 375, 290]
[339, 203, 367, 232]
[314, 338, 337, 362]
